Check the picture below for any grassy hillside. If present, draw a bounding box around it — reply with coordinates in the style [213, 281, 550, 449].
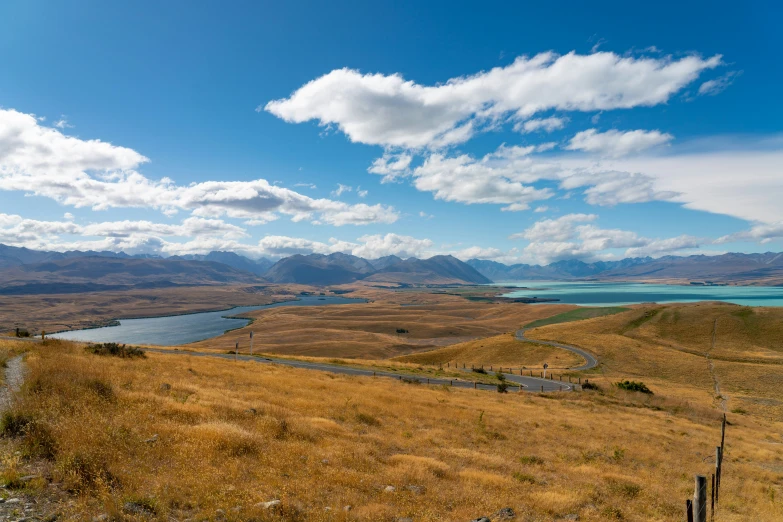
[3, 340, 781, 521]
[193, 300, 574, 359]
[393, 333, 584, 369]
[526, 303, 783, 419]
[523, 307, 629, 329]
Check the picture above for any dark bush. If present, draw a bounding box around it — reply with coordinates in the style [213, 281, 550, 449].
[472, 367, 487, 374]
[496, 372, 506, 382]
[1, 411, 32, 437]
[1, 412, 57, 459]
[15, 328, 30, 338]
[582, 379, 600, 391]
[497, 381, 509, 393]
[396, 328, 409, 334]
[85, 343, 146, 359]
[615, 380, 653, 394]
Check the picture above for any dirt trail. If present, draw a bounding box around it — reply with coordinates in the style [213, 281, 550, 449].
[0, 355, 26, 412]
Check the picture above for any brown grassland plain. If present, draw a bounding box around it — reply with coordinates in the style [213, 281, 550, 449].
[192, 294, 574, 360]
[1, 338, 782, 521]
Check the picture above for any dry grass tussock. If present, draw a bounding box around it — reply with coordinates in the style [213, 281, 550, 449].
[2, 339, 782, 521]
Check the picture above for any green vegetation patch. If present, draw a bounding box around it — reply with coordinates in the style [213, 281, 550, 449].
[615, 380, 653, 394]
[85, 343, 146, 359]
[524, 307, 629, 329]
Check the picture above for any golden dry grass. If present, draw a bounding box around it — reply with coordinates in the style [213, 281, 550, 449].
[1, 339, 781, 521]
[526, 302, 783, 420]
[392, 333, 584, 369]
[193, 300, 573, 359]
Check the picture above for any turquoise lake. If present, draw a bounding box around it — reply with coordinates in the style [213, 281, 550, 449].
[497, 281, 783, 307]
[51, 295, 365, 345]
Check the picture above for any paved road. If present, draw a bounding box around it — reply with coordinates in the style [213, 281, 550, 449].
[2, 332, 589, 392]
[515, 328, 598, 371]
[143, 348, 574, 392]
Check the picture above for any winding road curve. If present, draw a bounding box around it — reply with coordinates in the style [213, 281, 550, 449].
[1, 329, 599, 393]
[144, 332, 596, 393]
[515, 327, 598, 371]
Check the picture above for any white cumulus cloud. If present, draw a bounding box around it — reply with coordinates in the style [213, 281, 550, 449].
[566, 128, 674, 157]
[265, 51, 721, 149]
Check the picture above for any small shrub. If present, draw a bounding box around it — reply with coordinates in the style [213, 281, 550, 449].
[497, 381, 509, 393]
[519, 455, 544, 465]
[15, 328, 30, 338]
[85, 343, 146, 359]
[731, 407, 747, 415]
[396, 328, 409, 334]
[582, 380, 600, 391]
[1, 411, 32, 437]
[495, 372, 506, 382]
[513, 472, 536, 484]
[615, 380, 653, 394]
[472, 367, 487, 374]
[356, 412, 381, 427]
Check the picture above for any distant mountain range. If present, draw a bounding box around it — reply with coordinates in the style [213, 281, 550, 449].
[0, 255, 265, 295]
[466, 252, 783, 284]
[1, 243, 781, 294]
[0, 244, 489, 292]
[263, 252, 490, 285]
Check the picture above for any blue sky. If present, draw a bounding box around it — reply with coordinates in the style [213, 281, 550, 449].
[0, 0, 781, 263]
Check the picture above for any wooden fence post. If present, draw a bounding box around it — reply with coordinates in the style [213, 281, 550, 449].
[474, 382, 477, 389]
[715, 446, 722, 503]
[693, 475, 707, 522]
[718, 414, 726, 496]
[711, 474, 715, 522]
[540, 385, 544, 392]
[686, 499, 693, 522]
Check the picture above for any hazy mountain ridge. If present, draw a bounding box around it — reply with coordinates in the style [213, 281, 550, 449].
[467, 252, 783, 284]
[0, 256, 266, 294]
[171, 251, 273, 276]
[2, 244, 783, 290]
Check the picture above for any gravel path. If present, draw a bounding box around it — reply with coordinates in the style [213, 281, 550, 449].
[0, 355, 26, 412]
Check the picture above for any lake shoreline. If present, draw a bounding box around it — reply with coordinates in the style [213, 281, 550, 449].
[51, 296, 367, 345]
